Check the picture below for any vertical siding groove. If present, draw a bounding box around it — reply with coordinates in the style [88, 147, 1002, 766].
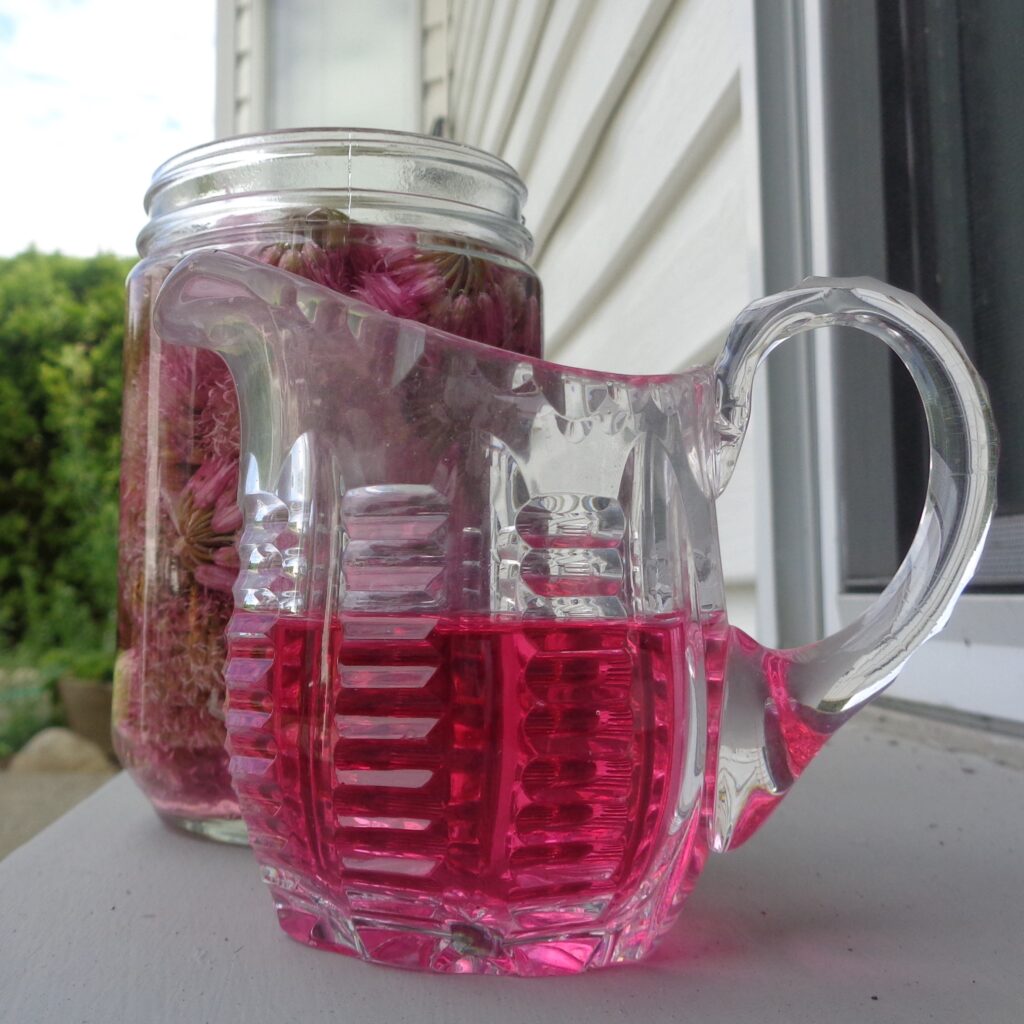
[528, 0, 677, 252]
[451, 0, 496, 139]
[544, 72, 742, 352]
[448, 0, 479, 126]
[448, 0, 470, 76]
[484, 0, 553, 155]
[463, 0, 519, 145]
[500, 0, 594, 178]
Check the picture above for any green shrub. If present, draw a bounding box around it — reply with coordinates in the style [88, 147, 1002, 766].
[0, 250, 132, 660]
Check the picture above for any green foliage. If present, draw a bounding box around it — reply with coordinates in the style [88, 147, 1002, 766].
[64, 648, 116, 683]
[0, 250, 133, 659]
[0, 662, 59, 759]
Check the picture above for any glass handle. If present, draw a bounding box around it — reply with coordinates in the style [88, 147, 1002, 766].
[708, 277, 998, 851]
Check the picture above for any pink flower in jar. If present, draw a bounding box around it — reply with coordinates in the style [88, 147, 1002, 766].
[356, 265, 447, 320]
[171, 456, 240, 585]
[184, 457, 236, 509]
[194, 564, 238, 593]
[193, 353, 240, 464]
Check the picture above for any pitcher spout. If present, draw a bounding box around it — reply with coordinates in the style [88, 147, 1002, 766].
[709, 626, 845, 852]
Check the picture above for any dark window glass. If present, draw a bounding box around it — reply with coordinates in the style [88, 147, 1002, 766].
[871, 0, 1023, 587]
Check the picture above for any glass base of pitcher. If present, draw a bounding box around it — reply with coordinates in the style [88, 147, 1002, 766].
[160, 811, 249, 845]
[273, 897, 670, 976]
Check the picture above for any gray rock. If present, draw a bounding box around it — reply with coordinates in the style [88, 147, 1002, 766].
[8, 728, 112, 774]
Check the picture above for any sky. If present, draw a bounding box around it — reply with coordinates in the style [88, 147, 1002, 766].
[0, 0, 215, 257]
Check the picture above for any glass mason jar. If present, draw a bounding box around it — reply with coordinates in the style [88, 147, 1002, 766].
[113, 129, 543, 843]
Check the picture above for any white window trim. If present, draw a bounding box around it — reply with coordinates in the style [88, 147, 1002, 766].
[215, 0, 422, 137]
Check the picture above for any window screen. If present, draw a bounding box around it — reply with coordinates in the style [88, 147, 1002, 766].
[843, 0, 1024, 588]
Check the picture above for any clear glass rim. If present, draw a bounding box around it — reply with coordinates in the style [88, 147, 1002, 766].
[138, 192, 533, 265]
[141, 127, 533, 259]
[147, 127, 528, 204]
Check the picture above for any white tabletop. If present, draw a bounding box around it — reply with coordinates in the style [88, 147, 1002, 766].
[2, 706, 1022, 1024]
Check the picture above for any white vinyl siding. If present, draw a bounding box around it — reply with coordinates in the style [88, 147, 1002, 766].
[441, 0, 758, 632]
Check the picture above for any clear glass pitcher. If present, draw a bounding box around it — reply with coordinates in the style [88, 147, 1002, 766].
[153, 250, 996, 976]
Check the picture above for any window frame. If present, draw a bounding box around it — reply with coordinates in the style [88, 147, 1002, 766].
[741, 0, 1024, 723]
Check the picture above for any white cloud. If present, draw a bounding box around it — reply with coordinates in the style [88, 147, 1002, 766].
[0, 0, 215, 256]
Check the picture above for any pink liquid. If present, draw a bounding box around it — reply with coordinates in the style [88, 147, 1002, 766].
[226, 612, 693, 972]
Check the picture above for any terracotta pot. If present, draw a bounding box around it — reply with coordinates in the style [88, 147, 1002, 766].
[58, 678, 114, 759]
